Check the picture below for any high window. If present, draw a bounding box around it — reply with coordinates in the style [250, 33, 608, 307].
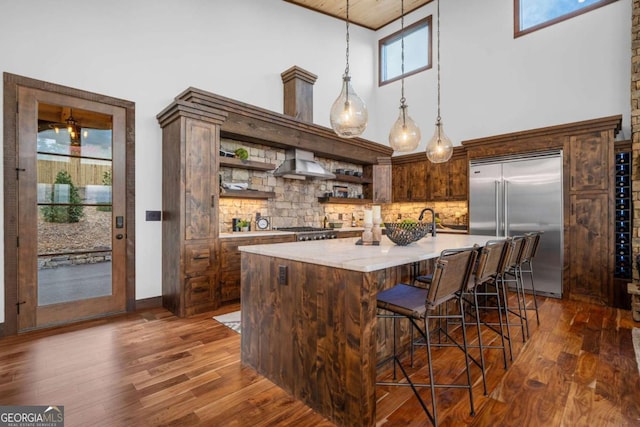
[515, 0, 619, 37]
[379, 16, 432, 86]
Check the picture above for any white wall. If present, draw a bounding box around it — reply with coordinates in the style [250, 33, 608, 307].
[0, 0, 375, 323]
[0, 0, 632, 324]
[374, 0, 632, 150]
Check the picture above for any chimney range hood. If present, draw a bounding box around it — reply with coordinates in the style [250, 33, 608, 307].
[273, 149, 336, 180]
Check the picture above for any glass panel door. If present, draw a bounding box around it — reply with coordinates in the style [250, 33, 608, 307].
[36, 104, 114, 305]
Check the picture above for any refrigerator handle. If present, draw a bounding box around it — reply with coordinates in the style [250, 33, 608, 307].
[495, 180, 500, 236]
[504, 180, 509, 236]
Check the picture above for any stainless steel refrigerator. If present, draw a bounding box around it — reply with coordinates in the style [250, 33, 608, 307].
[469, 151, 563, 298]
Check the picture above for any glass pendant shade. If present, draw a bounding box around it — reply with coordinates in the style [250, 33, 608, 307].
[389, 105, 421, 152]
[330, 75, 368, 138]
[426, 120, 454, 163]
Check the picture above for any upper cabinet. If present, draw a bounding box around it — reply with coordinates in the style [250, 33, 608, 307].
[569, 132, 610, 192]
[392, 159, 427, 202]
[427, 149, 468, 201]
[391, 147, 467, 203]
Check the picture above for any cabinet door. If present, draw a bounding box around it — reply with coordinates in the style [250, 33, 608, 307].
[407, 161, 427, 201]
[220, 270, 241, 302]
[428, 162, 448, 200]
[569, 193, 611, 305]
[220, 235, 295, 304]
[448, 156, 468, 200]
[185, 118, 219, 240]
[220, 238, 253, 272]
[185, 275, 215, 308]
[392, 163, 410, 202]
[372, 163, 392, 203]
[569, 132, 610, 192]
[185, 244, 211, 274]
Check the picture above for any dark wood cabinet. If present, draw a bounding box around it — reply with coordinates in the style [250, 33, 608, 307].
[336, 230, 361, 238]
[392, 157, 427, 202]
[392, 148, 467, 203]
[462, 115, 621, 306]
[566, 129, 615, 306]
[428, 149, 467, 201]
[448, 155, 468, 200]
[219, 234, 296, 303]
[157, 101, 227, 317]
[569, 133, 610, 192]
[569, 192, 610, 305]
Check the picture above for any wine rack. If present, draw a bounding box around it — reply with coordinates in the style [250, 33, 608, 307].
[614, 151, 631, 279]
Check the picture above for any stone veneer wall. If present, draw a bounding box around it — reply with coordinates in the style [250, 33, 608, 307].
[219, 137, 468, 232]
[634, 0, 639, 281]
[381, 202, 468, 226]
[219, 138, 370, 232]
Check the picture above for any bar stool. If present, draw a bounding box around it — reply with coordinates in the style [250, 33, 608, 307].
[521, 231, 542, 326]
[501, 235, 529, 342]
[376, 246, 478, 426]
[463, 238, 511, 371]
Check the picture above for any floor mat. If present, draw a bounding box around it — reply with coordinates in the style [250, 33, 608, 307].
[213, 311, 241, 334]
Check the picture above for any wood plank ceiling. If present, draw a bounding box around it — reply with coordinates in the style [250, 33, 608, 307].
[283, 0, 433, 31]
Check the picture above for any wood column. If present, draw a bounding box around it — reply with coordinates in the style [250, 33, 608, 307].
[281, 66, 318, 122]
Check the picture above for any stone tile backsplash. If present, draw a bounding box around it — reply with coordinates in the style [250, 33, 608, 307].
[219, 138, 468, 232]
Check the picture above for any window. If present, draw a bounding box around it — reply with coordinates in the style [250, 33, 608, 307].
[515, 0, 619, 37]
[379, 16, 432, 86]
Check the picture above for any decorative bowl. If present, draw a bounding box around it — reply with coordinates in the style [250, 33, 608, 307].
[384, 222, 431, 246]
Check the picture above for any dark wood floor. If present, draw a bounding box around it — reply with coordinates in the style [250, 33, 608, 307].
[0, 297, 638, 426]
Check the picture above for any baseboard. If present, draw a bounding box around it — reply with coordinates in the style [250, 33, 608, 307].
[135, 296, 162, 311]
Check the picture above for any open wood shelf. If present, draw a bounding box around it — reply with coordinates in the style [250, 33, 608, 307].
[333, 173, 373, 184]
[221, 189, 276, 199]
[219, 157, 276, 171]
[317, 197, 372, 205]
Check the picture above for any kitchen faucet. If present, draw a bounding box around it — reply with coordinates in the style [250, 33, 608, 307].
[418, 208, 437, 237]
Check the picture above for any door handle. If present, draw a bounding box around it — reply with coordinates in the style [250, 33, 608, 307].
[504, 180, 509, 236]
[116, 234, 124, 240]
[495, 181, 500, 236]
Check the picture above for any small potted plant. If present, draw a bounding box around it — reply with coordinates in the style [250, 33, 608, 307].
[238, 219, 250, 232]
[235, 147, 249, 160]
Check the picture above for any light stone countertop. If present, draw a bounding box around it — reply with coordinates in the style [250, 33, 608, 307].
[239, 233, 499, 273]
[219, 231, 296, 239]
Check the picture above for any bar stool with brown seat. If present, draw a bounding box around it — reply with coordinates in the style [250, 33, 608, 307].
[463, 238, 511, 371]
[376, 246, 479, 426]
[521, 231, 542, 326]
[501, 235, 530, 342]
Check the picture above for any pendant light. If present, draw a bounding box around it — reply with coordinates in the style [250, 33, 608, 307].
[425, 0, 453, 163]
[66, 110, 81, 147]
[389, 0, 421, 153]
[330, 0, 368, 138]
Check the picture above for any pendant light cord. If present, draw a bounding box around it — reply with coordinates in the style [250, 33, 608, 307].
[436, 0, 441, 123]
[345, 0, 350, 77]
[400, 0, 406, 106]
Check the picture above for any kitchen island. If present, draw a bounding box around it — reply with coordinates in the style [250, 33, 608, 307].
[239, 234, 498, 427]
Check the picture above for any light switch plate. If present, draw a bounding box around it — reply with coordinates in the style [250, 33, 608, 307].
[146, 210, 162, 221]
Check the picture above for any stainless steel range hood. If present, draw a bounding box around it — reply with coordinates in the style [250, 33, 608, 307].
[273, 149, 336, 180]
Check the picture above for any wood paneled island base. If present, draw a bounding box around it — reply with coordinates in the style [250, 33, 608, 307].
[239, 235, 499, 427]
